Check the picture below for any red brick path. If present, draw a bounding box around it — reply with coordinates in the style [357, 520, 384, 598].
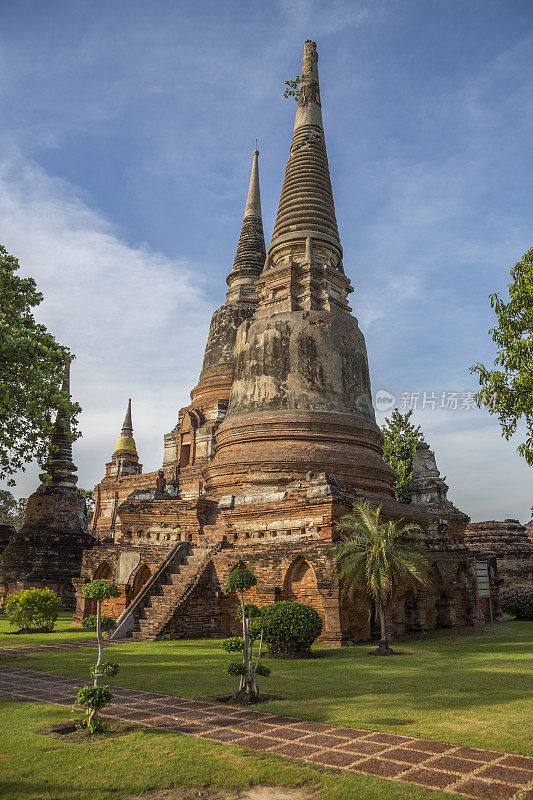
[0, 666, 531, 800]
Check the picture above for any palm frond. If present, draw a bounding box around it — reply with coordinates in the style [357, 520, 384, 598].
[333, 501, 432, 615]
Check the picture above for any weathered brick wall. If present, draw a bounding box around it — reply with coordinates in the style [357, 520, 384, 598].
[75, 541, 171, 621]
[465, 520, 533, 588]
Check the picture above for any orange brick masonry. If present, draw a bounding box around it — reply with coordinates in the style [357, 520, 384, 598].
[0, 663, 531, 800]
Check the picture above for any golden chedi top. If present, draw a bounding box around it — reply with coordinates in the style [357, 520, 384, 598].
[113, 399, 138, 456]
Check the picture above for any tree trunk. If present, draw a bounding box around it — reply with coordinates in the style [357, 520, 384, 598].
[239, 591, 247, 691]
[94, 600, 103, 687]
[372, 605, 394, 655]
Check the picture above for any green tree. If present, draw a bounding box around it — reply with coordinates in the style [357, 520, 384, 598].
[381, 409, 424, 503]
[470, 247, 533, 465]
[334, 501, 431, 655]
[223, 568, 269, 701]
[77, 579, 120, 732]
[0, 489, 27, 528]
[0, 245, 80, 484]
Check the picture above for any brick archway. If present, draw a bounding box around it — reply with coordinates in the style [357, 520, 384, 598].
[282, 557, 325, 624]
[93, 561, 112, 580]
[132, 564, 151, 600]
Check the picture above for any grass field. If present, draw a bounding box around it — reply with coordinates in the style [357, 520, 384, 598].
[3, 620, 532, 755]
[0, 612, 95, 648]
[0, 697, 462, 800]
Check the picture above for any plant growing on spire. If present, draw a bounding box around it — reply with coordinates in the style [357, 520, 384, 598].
[283, 74, 307, 102]
[223, 568, 270, 702]
[76, 579, 120, 732]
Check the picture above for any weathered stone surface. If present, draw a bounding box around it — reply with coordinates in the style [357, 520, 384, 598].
[465, 519, 533, 587]
[0, 523, 15, 555]
[116, 551, 141, 584]
[410, 441, 470, 529]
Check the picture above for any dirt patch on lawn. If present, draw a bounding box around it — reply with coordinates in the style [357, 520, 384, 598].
[35, 720, 134, 742]
[123, 787, 314, 800]
[210, 693, 285, 706]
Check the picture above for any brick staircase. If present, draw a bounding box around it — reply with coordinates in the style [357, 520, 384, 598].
[134, 542, 223, 640]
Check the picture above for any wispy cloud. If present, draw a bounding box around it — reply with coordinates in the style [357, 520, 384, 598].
[0, 152, 212, 496]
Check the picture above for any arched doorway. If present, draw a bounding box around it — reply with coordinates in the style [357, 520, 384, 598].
[94, 561, 112, 580]
[132, 564, 151, 600]
[283, 557, 325, 624]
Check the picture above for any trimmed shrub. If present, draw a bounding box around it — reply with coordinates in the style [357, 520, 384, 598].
[4, 588, 61, 631]
[221, 636, 244, 652]
[262, 601, 323, 656]
[76, 685, 113, 733]
[81, 579, 120, 601]
[500, 586, 533, 619]
[226, 567, 257, 593]
[82, 614, 116, 634]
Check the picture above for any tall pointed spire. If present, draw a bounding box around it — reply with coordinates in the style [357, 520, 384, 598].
[205, 40, 396, 499]
[268, 40, 342, 270]
[113, 399, 138, 457]
[41, 360, 77, 490]
[121, 398, 133, 437]
[225, 148, 266, 303]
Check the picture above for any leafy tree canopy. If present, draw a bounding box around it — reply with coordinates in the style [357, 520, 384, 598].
[81, 579, 120, 601]
[225, 567, 257, 594]
[0, 489, 27, 528]
[381, 409, 424, 503]
[471, 247, 533, 466]
[0, 245, 80, 484]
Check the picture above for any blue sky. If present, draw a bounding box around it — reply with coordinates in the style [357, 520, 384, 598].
[1, 0, 531, 521]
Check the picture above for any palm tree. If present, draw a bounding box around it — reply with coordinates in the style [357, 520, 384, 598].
[334, 501, 432, 655]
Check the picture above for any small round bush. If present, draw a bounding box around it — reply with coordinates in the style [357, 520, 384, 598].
[236, 603, 261, 620]
[81, 579, 120, 600]
[82, 614, 116, 634]
[90, 661, 120, 679]
[500, 586, 533, 619]
[226, 567, 257, 594]
[222, 636, 244, 653]
[4, 588, 61, 632]
[262, 601, 323, 656]
[76, 684, 113, 712]
[227, 662, 247, 677]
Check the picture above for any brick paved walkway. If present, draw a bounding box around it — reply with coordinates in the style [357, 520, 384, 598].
[0, 666, 531, 800]
[0, 640, 100, 657]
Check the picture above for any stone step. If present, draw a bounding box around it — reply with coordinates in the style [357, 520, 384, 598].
[133, 543, 219, 639]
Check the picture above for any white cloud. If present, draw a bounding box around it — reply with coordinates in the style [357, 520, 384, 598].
[0, 153, 212, 497]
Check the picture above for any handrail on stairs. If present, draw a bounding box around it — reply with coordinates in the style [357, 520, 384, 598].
[145, 540, 225, 638]
[108, 541, 188, 639]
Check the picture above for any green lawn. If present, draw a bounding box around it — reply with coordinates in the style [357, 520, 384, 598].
[0, 697, 461, 800]
[3, 621, 532, 755]
[0, 612, 95, 648]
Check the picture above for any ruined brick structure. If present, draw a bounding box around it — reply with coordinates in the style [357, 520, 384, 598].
[465, 519, 533, 588]
[0, 364, 95, 607]
[76, 41, 492, 643]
